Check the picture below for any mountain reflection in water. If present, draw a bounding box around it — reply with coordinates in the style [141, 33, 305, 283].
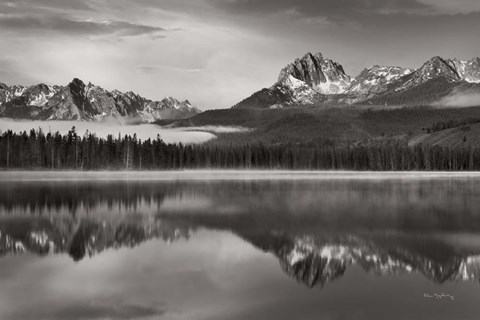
[2, 176, 480, 289]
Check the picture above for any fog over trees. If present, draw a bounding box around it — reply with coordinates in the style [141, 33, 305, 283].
[1, 127, 479, 171]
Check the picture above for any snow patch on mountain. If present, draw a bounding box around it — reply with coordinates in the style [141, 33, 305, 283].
[278, 52, 351, 95]
[346, 65, 414, 96]
[449, 58, 480, 83]
[275, 75, 322, 105]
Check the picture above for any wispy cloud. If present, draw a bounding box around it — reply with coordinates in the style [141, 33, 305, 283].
[419, 0, 480, 15]
[9, 300, 166, 320]
[0, 0, 94, 12]
[208, 0, 431, 21]
[0, 14, 168, 38]
[138, 65, 204, 73]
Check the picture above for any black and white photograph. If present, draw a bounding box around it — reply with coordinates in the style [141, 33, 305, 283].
[1, 0, 480, 319]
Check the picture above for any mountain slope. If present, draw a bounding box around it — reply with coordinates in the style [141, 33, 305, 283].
[0, 78, 200, 121]
[449, 58, 480, 83]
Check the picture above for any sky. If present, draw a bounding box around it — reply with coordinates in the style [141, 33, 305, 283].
[1, 0, 480, 110]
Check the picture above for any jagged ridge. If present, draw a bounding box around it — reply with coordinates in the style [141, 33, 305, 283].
[0, 78, 200, 121]
[233, 52, 480, 109]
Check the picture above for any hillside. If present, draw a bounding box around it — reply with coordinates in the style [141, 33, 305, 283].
[413, 123, 480, 148]
[164, 105, 480, 146]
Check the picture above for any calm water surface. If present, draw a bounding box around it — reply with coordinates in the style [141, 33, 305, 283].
[1, 171, 480, 320]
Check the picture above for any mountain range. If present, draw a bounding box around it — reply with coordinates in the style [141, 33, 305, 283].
[234, 52, 480, 109]
[0, 78, 200, 122]
[3, 52, 480, 122]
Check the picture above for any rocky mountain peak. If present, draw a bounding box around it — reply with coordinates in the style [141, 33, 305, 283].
[389, 56, 463, 92]
[158, 97, 196, 111]
[302, 51, 319, 59]
[420, 56, 460, 80]
[125, 91, 139, 99]
[23, 83, 58, 107]
[277, 52, 351, 94]
[69, 78, 86, 90]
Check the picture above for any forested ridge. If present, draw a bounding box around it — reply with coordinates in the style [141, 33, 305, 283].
[1, 127, 480, 171]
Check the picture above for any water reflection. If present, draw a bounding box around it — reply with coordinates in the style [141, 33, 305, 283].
[2, 175, 480, 287]
[2, 173, 480, 320]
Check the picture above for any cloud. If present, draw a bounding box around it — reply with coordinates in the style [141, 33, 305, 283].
[1, 0, 94, 11]
[434, 88, 480, 108]
[209, 0, 431, 21]
[419, 0, 480, 15]
[10, 302, 166, 320]
[0, 14, 167, 38]
[182, 125, 252, 133]
[138, 65, 204, 73]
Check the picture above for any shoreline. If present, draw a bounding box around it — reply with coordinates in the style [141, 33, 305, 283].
[3, 170, 480, 181]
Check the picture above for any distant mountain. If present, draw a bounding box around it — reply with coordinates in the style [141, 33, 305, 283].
[0, 78, 200, 121]
[233, 52, 480, 109]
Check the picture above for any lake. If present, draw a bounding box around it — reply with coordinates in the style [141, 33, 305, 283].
[1, 171, 480, 320]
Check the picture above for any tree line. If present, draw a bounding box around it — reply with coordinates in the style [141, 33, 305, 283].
[430, 117, 480, 133]
[1, 127, 480, 171]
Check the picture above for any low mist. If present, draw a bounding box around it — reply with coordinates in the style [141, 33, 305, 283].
[0, 119, 217, 144]
[184, 126, 252, 133]
[434, 88, 480, 108]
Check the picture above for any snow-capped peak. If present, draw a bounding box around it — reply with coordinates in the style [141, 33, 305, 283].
[277, 52, 351, 94]
[346, 65, 413, 95]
